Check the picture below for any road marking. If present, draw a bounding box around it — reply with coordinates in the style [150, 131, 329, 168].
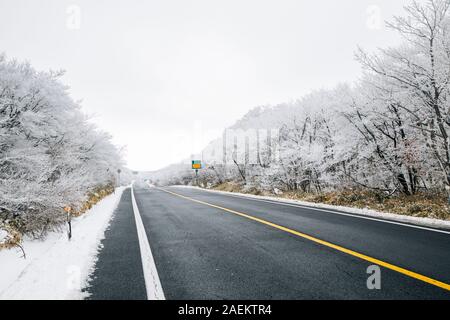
[180, 188, 450, 235]
[131, 185, 165, 300]
[157, 187, 450, 292]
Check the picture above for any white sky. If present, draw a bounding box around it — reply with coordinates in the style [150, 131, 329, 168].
[0, 0, 416, 171]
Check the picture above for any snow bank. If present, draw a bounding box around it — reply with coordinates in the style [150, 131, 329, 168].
[175, 186, 450, 231]
[0, 186, 127, 300]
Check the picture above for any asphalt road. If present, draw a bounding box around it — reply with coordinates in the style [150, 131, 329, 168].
[86, 185, 450, 300]
[85, 188, 147, 300]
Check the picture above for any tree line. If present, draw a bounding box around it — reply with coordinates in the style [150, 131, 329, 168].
[158, 0, 450, 205]
[0, 55, 126, 238]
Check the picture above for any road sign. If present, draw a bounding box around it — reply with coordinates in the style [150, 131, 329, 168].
[192, 160, 202, 170]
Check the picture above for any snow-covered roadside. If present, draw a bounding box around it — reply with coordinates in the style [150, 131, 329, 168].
[173, 186, 450, 231]
[0, 186, 127, 300]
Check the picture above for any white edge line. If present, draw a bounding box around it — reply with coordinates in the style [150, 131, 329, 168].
[172, 186, 450, 235]
[131, 184, 165, 300]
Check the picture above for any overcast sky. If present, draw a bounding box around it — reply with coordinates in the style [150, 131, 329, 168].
[0, 0, 416, 171]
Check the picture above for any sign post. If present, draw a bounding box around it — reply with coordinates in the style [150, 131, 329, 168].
[64, 206, 72, 240]
[117, 168, 122, 187]
[447, 174, 450, 205]
[192, 160, 202, 186]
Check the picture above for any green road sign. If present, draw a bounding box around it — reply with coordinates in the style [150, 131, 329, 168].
[192, 160, 202, 170]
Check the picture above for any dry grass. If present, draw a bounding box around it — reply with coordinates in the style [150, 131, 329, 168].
[72, 185, 115, 217]
[281, 190, 449, 220]
[212, 184, 450, 221]
[0, 184, 116, 252]
[0, 223, 22, 250]
[214, 182, 245, 193]
[215, 182, 267, 196]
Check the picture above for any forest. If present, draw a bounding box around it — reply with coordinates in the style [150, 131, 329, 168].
[152, 0, 450, 219]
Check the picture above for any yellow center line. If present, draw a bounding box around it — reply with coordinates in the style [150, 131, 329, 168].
[156, 187, 450, 292]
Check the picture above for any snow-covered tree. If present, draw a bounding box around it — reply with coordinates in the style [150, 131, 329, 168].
[354, 0, 450, 194]
[148, 0, 450, 207]
[0, 55, 125, 237]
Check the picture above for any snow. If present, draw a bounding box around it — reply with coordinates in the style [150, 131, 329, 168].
[0, 186, 127, 300]
[175, 186, 450, 231]
[0, 229, 8, 243]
